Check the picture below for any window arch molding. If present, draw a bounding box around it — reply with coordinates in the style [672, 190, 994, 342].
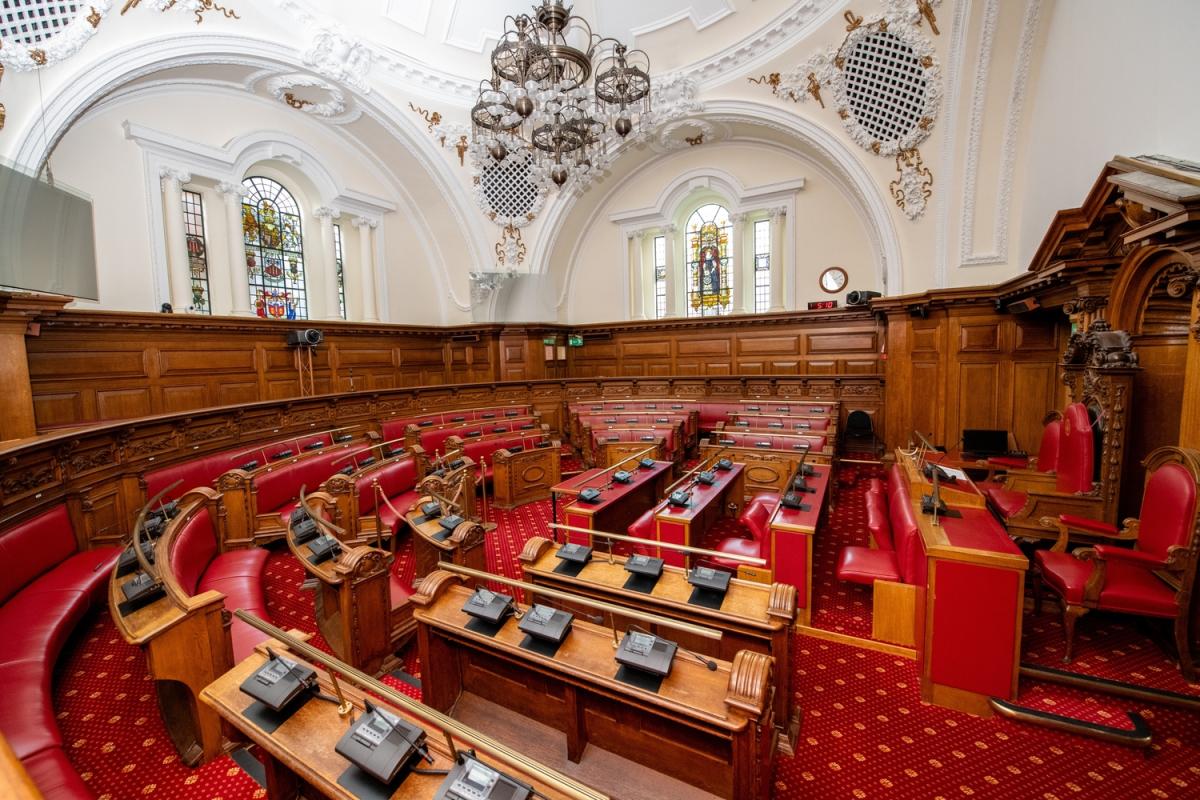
[610, 169, 805, 320]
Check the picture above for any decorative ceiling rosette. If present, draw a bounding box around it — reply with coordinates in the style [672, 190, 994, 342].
[470, 142, 548, 229]
[0, 0, 111, 71]
[753, 1, 942, 219]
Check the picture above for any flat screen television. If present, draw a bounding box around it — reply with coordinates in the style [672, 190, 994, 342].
[0, 161, 98, 300]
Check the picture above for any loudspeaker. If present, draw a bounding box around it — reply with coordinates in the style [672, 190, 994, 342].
[846, 290, 882, 307]
[286, 329, 324, 347]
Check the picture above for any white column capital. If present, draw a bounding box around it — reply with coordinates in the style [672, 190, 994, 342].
[159, 167, 192, 186]
[215, 181, 247, 199]
[664, 223, 678, 234]
[730, 211, 748, 224]
[314, 206, 341, 221]
[351, 216, 379, 229]
[768, 206, 787, 221]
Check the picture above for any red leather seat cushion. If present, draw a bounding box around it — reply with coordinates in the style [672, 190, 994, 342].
[0, 589, 90, 666]
[0, 506, 80, 606]
[1037, 549, 1180, 616]
[20, 747, 92, 800]
[277, 499, 303, 527]
[1058, 513, 1118, 536]
[198, 549, 270, 662]
[0, 658, 61, 759]
[168, 508, 217, 596]
[984, 485, 1028, 519]
[627, 508, 656, 539]
[836, 546, 901, 585]
[199, 548, 269, 585]
[739, 497, 775, 541]
[24, 548, 121, 605]
[867, 478, 885, 495]
[866, 493, 892, 550]
[711, 536, 764, 570]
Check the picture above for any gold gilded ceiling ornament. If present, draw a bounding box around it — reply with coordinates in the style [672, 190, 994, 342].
[916, 0, 940, 35]
[890, 148, 932, 220]
[87, 7, 102, 26]
[408, 103, 442, 134]
[455, 135, 469, 167]
[283, 92, 312, 110]
[30, 50, 47, 66]
[684, 133, 704, 147]
[122, 0, 240, 25]
[495, 224, 526, 267]
[0, 103, 6, 132]
[754, 0, 943, 219]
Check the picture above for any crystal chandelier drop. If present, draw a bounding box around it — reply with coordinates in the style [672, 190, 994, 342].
[469, 1, 653, 192]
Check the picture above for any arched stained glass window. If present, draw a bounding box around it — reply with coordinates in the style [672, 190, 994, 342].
[686, 204, 733, 317]
[242, 176, 308, 319]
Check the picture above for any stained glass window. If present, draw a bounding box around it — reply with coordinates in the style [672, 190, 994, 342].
[685, 204, 733, 317]
[754, 219, 771, 313]
[242, 176, 307, 320]
[653, 235, 667, 319]
[333, 223, 346, 319]
[181, 190, 211, 314]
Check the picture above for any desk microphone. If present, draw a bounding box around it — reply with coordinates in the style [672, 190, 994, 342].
[628, 624, 717, 671]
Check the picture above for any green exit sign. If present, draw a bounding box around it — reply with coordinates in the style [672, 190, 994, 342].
[543, 337, 556, 346]
[568, 334, 584, 347]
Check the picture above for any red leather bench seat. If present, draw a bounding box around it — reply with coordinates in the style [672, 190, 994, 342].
[254, 449, 353, 526]
[728, 415, 831, 433]
[168, 507, 270, 662]
[381, 406, 531, 440]
[0, 505, 121, 799]
[357, 458, 421, 532]
[836, 470, 926, 588]
[711, 431, 828, 453]
[144, 434, 335, 500]
[712, 493, 779, 570]
[592, 427, 676, 453]
[414, 417, 538, 454]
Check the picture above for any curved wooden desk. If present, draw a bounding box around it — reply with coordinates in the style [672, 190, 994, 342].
[404, 500, 490, 581]
[411, 571, 775, 800]
[518, 536, 799, 754]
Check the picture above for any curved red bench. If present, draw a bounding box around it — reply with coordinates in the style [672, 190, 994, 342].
[408, 416, 540, 455]
[450, 430, 553, 482]
[166, 500, 271, 663]
[380, 405, 531, 441]
[835, 468, 927, 588]
[711, 493, 779, 570]
[356, 457, 422, 532]
[0, 505, 122, 799]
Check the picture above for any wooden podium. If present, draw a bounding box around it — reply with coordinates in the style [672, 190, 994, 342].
[491, 442, 562, 509]
[405, 502, 490, 581]
[411, 570, 776, 799]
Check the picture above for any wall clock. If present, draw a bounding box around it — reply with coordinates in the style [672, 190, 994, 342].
[819, 267, 848, 294]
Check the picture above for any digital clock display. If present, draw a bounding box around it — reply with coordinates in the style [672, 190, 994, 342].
[808, 300, 838, 310]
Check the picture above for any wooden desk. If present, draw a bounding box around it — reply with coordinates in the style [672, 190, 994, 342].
[109, 489, 232, 766]
[653, 465, 746, 568]
[897, 450, 1029, 716]
[553, 460, 674, 544]
[412, 572, 774, 800]
[899, 449, 988, 507]
[492, 442, 561, 509]
[404, 502, 490, 581]
[200, 641, 599, 800]
[519, 536, 800, 753]
[763, 465, 833, 623]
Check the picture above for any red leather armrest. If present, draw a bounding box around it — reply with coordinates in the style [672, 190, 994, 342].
[1092, 544, 1167, 569]
[1058, 514, 1118, 536]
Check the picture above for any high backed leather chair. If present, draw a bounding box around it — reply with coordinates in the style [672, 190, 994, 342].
[1033, 447, 1200, 680]
[982, 403, 1123, 542]
[711, 493, 779, 570]
[986, 411, 1062, 473]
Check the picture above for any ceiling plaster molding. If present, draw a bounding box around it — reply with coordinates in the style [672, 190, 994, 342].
[10, 33, 486, 319]
[932, 0, 971, 288]
[957, 0, 1042, 269]
[532, 102, 901, 310]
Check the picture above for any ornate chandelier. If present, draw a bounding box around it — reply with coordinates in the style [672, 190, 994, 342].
[469, 1, 652, 191]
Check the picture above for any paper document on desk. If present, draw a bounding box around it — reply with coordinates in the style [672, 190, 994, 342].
[938, 465, 968, 482]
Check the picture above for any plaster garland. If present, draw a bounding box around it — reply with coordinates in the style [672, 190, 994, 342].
[0, 0, 111, 72]
[264, 73, 348, 118]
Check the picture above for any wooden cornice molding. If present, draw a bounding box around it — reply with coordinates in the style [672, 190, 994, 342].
[566, 308, 877, 335]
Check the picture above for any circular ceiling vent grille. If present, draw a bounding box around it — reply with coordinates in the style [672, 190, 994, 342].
[842, 30, 929, 145]
[479, 148, 542, 222]
[0, 1, 84, 45]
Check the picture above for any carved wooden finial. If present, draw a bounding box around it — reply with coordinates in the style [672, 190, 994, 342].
[726, 650, 773, 717]
[767, 583, 798, 622]
[519, 535, 553, 564]
[411, 569, 461, 606]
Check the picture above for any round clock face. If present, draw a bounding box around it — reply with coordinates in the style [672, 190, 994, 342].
[820, 267, 848, 294]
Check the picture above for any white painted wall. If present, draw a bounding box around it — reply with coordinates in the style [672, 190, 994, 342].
[1017, 0, 1200, 268]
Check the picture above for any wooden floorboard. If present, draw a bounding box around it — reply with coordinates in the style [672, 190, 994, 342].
[452, 691, 722, 800]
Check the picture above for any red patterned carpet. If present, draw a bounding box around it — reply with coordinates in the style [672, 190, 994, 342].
[808, 465, 881, 639]
[49, 474, 1200, 799]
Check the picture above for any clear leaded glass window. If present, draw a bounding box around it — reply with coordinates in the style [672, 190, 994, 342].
[333, 223, 346, 319]
[685, 204, 733, 317]
[754, 218, 771, 313]
[181, 190, 211, 315]
[242, 176, 307, 319]
[653, 235, 667, 319]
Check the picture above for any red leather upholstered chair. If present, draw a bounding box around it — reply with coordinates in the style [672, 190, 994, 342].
[986, 411, 1062, 473]
[1033, 447, 1200, 680]
[982, 404, 1120, 541]
[711, 493, 779, 570]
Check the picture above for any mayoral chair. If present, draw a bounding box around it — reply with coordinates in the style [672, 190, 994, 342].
[1033, 447, 1200, 681]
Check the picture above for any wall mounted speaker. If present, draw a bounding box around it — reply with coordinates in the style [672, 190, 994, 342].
[286, 329, 324, 347]
[846, 290, 882, 307]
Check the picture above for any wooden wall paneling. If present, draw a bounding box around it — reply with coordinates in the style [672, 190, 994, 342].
[1125, 331, 1189, 516]
[1182, 289, 1200, 450]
